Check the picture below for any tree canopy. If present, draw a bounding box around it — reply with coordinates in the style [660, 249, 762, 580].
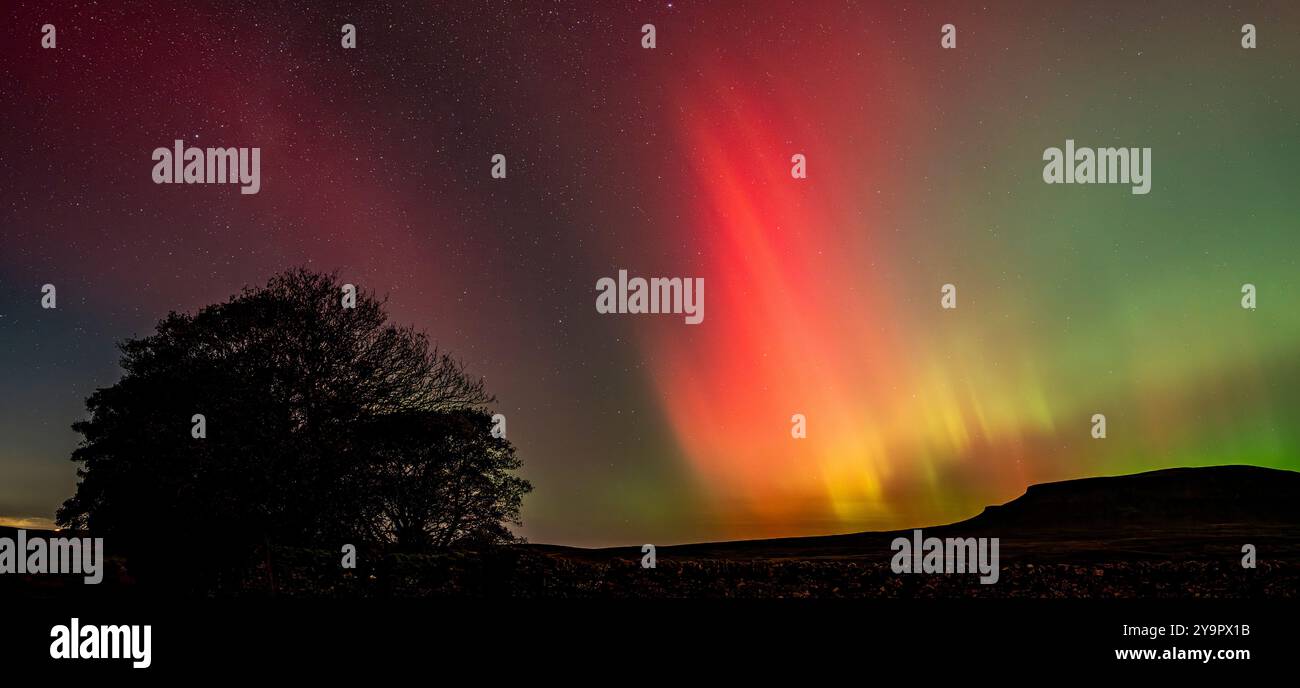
[56, 269, 530, 581]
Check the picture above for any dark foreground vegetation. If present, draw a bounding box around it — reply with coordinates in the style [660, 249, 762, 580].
[6, 535, 1296, 599]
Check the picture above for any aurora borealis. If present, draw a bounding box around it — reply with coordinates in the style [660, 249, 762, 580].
[2, 1, 1299, 547]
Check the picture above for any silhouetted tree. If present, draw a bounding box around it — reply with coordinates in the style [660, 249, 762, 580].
[364, 409, 530, 548]
[56, 269, 530, 587]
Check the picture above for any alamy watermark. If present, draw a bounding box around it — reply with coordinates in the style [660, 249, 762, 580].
[1042, 140, 1151, 195]
[0, 529, 104, 584]
[50, 619, 151, 669]
[152, 140, 261, 195]
[890, 529, 999, 584]
[596, 270, 704, 324]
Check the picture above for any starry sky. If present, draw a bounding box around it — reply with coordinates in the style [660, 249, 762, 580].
[2, 1, 1299, 547]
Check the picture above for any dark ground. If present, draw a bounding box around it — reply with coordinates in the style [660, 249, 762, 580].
[5, 465, 1299, 598]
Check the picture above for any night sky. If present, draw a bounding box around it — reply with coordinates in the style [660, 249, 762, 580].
[2, 1, 1299, 547]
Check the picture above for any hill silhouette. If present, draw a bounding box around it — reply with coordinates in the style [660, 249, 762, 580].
[608, 465, 1300, 563]
[966, 465, 1300, 530]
